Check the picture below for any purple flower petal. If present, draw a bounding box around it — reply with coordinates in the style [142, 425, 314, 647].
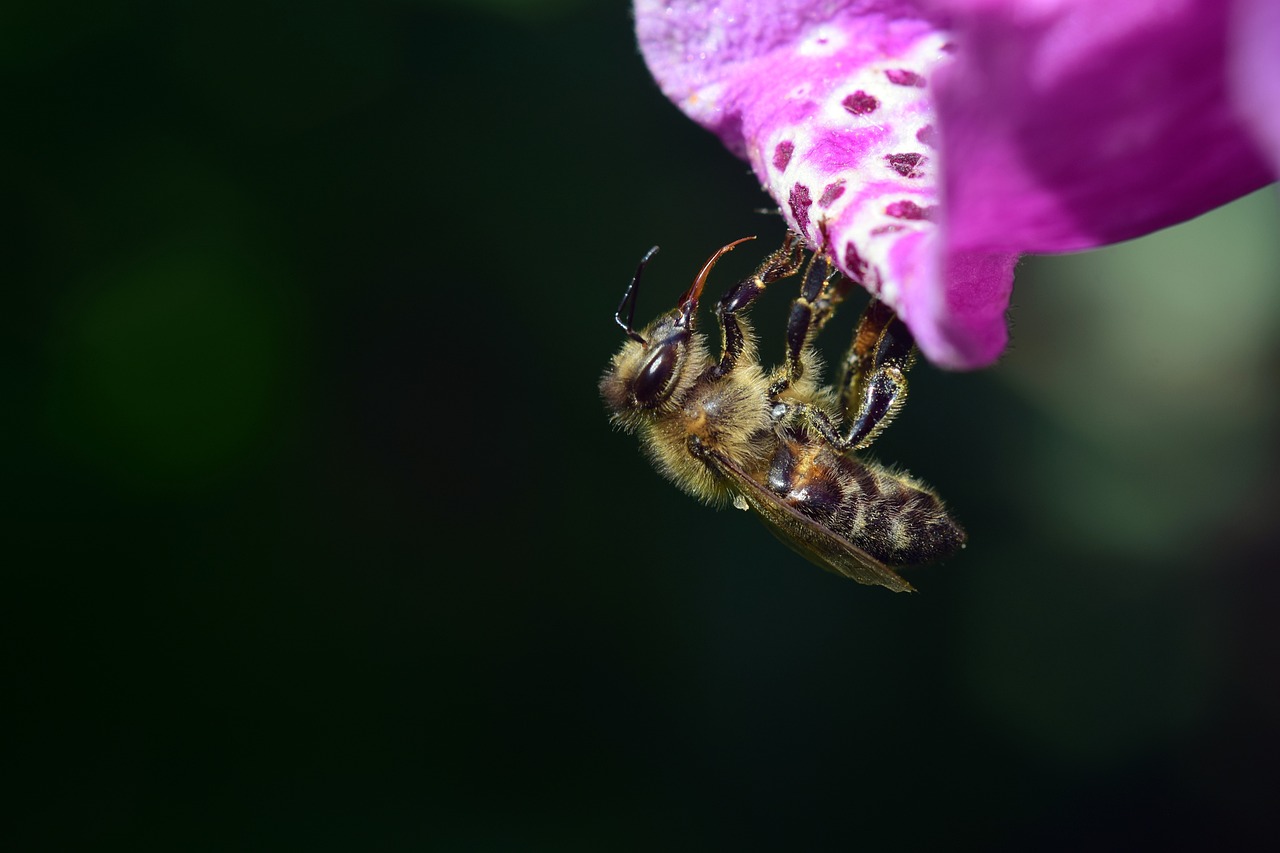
[635, 0, 1278, 369]
[636, 0, 1011, 368]
[932, 0, 1275, 253]
[1231, 0, 1280, 176]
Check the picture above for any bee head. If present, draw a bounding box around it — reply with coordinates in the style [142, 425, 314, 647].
[599, 246, 694, 418]
[599, 238, 753, 423]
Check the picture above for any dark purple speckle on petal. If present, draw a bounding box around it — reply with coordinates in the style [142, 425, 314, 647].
[842, 91, 879, 116]
[916, 125, 938, 148]
[885, 69, 926, 87]
[773, 140, 794, 172]
[885, 200, 935, 220]
[789, 183, 813, 235]
[818, 181, 846, 206]
[844, 241, 867, 276]
[886, 153, 926, 178]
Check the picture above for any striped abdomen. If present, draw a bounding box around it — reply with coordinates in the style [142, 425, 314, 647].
[765, 427, 965, 566]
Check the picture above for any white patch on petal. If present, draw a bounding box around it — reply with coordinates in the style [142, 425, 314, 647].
[684, 81, 728, 124]
[796, 25, 849, 57]
[752, 30, 951, 313]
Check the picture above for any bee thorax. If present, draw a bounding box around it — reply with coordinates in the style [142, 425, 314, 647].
[677, 376, 772, 459]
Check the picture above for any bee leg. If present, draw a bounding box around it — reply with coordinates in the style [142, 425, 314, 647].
[711, 232, 806, 378]
[809, 258, 856, 333]
[838, 301, 917, 450]
[769, 252, 853, 397]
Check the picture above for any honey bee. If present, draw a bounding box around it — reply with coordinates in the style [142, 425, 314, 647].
[599, 233, 965, 592]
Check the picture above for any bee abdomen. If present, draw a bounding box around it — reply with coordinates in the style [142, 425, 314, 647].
[767, 433, 964, 567]
[850, 470, 965, 566]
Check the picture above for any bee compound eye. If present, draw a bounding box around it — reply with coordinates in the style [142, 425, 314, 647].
[632, 342, 678, 406]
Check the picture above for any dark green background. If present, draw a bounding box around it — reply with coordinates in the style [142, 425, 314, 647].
[7, 1, 1280, 849]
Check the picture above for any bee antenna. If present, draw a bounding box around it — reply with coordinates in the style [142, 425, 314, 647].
[616, 246, 659, 345]
[678, 236, 756, 326]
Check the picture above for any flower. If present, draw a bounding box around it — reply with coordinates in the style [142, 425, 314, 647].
[635, 0, 1278, 369]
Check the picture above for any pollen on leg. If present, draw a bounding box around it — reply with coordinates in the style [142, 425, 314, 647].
[773, 140, 794, 172]
[789, 183, 813, 234]
[885, 153, 926, 178]
[842, 90, 879, 116]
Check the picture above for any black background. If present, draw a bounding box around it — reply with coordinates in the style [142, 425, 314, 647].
[6, 1, 1280, 849]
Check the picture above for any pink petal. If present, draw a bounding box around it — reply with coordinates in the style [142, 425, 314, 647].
[929, 0, 1276, 253]
[635, 0, 1277, 369]
[636, 0, 1014, 368]
[1231, 0, 1280, 176]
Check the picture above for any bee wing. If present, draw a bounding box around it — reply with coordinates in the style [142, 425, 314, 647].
[703, 448, 916, 593]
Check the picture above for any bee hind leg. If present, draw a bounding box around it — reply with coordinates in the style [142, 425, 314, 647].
[837, 300, 917, 450]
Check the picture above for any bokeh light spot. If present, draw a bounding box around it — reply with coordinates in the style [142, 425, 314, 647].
[45, 248, 292, 490]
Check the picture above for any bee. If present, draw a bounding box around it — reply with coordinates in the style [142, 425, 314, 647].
[599, 233, 965, 592]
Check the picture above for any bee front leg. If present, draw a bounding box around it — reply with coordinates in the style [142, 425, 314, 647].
[769, 252, 852, 398]
[710, 232, 805, 378]
[838, 301, 917, 450]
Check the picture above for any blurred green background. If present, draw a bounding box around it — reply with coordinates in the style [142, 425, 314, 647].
[6, 1, 1279, 849]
